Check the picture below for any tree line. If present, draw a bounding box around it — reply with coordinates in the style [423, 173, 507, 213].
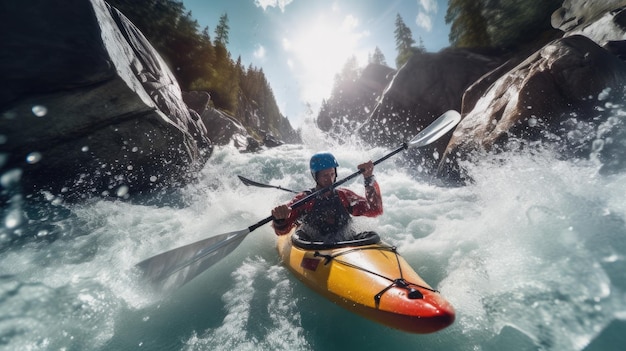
[108, 0, 561, 132]
[445, 0, 562, 49]
[335, 1, 562, 92]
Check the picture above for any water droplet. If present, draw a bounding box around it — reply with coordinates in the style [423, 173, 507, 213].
[31, 105, 48, 117]
[592, 139, 604, 153]
[132, 147, 139, 152]
[26, 152, 42, 164]
[150, 176, 157, 182]
[528, 117, 537, 127]
[597, 87, 611, 101]
[4, 209, 23, 229]
[81, 146, 89, 152]
[0, 169, 22, 188]
[116, 185, 129, 198]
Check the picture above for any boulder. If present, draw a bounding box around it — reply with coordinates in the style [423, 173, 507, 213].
[182, 91, 211, 116]
[0, 0, 212, 203]
[263, 133, 284, 148]
[552, 0, 626, 32]
[359, 49, 502, 146]
[358, 49, 502, 174]
[557, 4, 626, 47]
[200, 107, 251, 149]
[440, 35, 626, 182]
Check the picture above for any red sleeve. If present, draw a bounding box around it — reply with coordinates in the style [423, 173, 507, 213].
[337, 181, 383, 217]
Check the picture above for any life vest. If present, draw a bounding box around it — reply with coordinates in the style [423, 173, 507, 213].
[296, 189, 354, 242]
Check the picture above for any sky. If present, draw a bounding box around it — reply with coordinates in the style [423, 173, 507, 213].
[181, 0, 451, 128]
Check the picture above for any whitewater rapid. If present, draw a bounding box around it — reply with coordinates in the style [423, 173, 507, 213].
[1, 121, 625, 350]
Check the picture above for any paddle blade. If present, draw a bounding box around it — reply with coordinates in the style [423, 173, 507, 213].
[408, 110, 461, 149]
[237, 175, 298, 193]
[136, 229, 250, 291]
[237, 175, 269, 188]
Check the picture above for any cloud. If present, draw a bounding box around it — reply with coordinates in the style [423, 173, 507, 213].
[416, 12, 433, 32]
[341, 14, 359, 30]
[253, 45, 266, 59]
[254, 0, 293, 12]
[282, 37, 292, 51]
[419, 0, 438, 13]
[415, 0, 437, 31]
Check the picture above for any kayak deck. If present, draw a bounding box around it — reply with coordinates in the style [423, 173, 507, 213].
[276, 233, 455, 334]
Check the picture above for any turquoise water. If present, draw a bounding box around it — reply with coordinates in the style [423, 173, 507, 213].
[1, 120, 625, 350]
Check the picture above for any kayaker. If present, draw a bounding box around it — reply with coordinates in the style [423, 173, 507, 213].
[271, 152, 383, 243]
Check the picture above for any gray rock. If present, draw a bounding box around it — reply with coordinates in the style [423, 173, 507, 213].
[552, 0, 626, 32]
[357, 49, 502, 175]
[200, 107, 250, 148]
[440, 35, 626, 181]
[0, 0, 212, 202]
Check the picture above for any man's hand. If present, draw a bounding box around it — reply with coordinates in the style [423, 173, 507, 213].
[358, 160, 374, 178]
[272, 204, 291, 220]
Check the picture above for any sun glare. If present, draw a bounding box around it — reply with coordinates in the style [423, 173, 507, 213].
[284, 13, 369, 105]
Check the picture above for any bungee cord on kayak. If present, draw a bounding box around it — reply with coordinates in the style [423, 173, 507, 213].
[312, 244, 441, 307]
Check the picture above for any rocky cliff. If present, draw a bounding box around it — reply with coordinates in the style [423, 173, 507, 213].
[0, 0, 296, 206]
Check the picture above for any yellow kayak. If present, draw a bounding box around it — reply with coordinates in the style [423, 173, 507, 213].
[276, 231, 455, 333]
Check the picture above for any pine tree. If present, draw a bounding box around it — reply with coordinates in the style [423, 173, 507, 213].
[369, 46, 387, 66]
[445, 0, 490, 48]
[394, 14, 416, 68]
[214, 13, 230, 46]
[417, 36, 426, 52]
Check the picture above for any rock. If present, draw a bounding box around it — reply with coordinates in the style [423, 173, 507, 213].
[357, 49, 502, 175]
[317, 63, 395, 136]
[244, 137, 261, 153]
[200, 107, 251, 149]
[552, 0, 626, 32]
[440, 35, 626, 182]
[235, 92, 301, 145]
[263, 133, 284, 148]
[558, 5, 626, 47]
[0, 0, 212, 203]
[182, 91, 211, 115]
[359, 49, 502, 147]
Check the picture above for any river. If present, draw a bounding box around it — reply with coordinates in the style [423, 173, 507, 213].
[1, 120, 625, 350]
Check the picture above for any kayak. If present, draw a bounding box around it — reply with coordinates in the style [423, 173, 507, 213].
[276, 231, 455, 334]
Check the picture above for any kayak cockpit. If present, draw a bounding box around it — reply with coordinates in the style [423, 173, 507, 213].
[291, 231, 381, 250]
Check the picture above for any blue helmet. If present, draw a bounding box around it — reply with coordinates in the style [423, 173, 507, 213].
[309, 152, 339, 180]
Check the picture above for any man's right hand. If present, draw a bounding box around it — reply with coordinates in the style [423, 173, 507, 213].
[272, 205, 291, 220]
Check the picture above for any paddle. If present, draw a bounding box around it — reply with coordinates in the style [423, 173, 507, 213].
[237, 175, 299, 193]
[135, 110, 461, 291]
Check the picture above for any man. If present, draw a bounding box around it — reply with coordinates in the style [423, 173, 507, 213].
[271, 152, 383, 243]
